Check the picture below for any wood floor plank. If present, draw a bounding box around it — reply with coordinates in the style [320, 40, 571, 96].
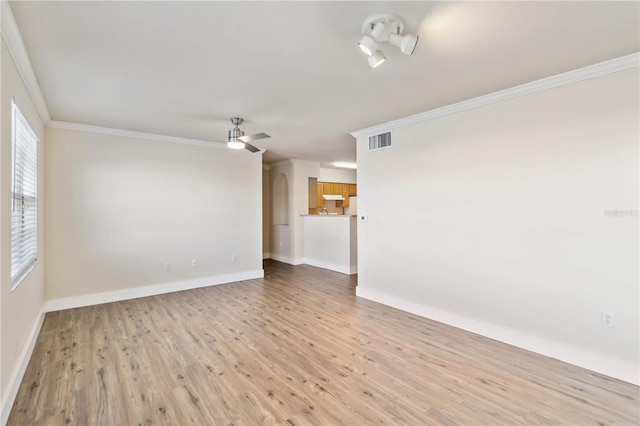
[8, 260, 640, 425]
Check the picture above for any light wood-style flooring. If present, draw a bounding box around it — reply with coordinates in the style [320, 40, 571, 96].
[9, 260, 640, 425]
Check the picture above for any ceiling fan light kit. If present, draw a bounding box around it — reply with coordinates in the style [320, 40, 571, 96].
[358, 14, 418, 69]
[227, 140, 246, 150]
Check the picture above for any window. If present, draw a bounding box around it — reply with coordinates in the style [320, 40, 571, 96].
[11, 100, 38, 289]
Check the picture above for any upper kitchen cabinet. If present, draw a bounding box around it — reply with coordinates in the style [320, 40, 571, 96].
[338, 185, 351, 208]
[310, 180, 357, 211]
[316, 182, 324, 207]
[308, 178, 318, 208]
[318, 182, 348, 196]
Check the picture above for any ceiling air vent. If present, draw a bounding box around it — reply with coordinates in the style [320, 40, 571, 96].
[368, 131, 391, 151]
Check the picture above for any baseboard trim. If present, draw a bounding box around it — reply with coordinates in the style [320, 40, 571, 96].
[268, 254, 303, 266]
[1, 308, 46, 425]
[262, 252, 271, 259]
[46, 269, 264, 312]
[356, 287, 639, 386]
[303, 258, 357, 275]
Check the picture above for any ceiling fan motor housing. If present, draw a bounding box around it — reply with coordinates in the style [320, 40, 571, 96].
[229, 126, 244, 141]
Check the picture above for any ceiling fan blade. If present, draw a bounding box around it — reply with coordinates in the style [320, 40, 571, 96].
[239, 132, 270, 142]
[244, 142, 261, 153]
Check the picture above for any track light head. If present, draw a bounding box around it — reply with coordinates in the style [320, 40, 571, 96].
[388, 33, 419, 55]
[368, 51, 386, 69]
[358, 35, 377, 56]
[370, 22, 388, 40]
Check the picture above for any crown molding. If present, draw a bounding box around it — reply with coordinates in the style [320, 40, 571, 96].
[352, 52, 640, 139]
[0, 2, 232, 153]
[47, 120, 228, 150]
[1, 0, 51, 123]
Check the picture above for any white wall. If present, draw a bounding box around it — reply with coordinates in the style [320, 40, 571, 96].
[45, 127, 263, 301]
[356, 67, 639, 382]
[0, 39, 46, 420]
[293, 160, 320, 260]
[262, 166, 271, 258]
[303, 216, 357, 275]
[269, 159, 319, 265]
[269, 160, 294, 263]
[319, 167, 356, 184]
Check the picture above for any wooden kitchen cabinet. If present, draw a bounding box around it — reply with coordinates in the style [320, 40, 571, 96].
[337, 185, 350, 208]
[321, 182, 347, 195]
[316, 181, 357, 209]
[316, 183, 324, 207]
[342, 185, 350, 201]
[308, 178, 318, 208]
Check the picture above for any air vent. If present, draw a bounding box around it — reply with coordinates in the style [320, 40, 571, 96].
[368, 131, 391, 150]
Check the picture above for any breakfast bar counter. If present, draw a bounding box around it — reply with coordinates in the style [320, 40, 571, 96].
[301, 215, 357, 275]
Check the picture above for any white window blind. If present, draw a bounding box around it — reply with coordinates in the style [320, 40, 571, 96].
[11, 100, 38, 287]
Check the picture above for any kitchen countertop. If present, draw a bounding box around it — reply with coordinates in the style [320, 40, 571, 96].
[301, 214, 356, 218]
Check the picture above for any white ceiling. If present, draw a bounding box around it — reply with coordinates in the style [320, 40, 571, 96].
[9, 1, 640, 164]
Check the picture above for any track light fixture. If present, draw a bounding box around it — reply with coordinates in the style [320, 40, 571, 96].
[357, 14, 418, 69]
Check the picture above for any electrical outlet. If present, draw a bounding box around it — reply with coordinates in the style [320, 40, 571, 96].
[165, 262, 172, 271]
[191, 259, 197, 267]
[602, 311, 615, 328]
[232, 255, 238, 263]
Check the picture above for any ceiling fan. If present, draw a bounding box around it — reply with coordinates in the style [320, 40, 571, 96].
[227, 117, 270, 153]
